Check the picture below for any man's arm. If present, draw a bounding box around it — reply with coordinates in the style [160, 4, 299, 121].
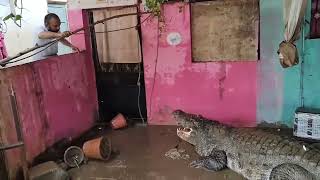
[60, 38, 80, 53]
[38, 29, 79, 52]
[38, 31, 61, 39]
[38, 31, 71, 40]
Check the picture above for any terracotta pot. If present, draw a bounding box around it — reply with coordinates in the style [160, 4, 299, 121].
[111, 113, 127, 130]
[82, 136, 111, 160]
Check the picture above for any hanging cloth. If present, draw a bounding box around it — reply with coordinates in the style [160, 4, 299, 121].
[0, 33, 8, 60]
[92, 7, 141, 64]
[278, 0, 307, 68]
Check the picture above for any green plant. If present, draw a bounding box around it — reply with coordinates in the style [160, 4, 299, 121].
[145, 0, 167, 16]
[2, 0, 23, 27]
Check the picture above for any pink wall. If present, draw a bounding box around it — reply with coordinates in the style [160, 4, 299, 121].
[0, 10, 97, 179]
[142, 3, 257, 126]
[68, 9, 87, 51]
[0, 52, 97, 178]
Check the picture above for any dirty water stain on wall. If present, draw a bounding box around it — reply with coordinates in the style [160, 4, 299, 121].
[142, 2, 257, 126]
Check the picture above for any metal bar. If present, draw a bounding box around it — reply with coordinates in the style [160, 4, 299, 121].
[8, 85, 29, 180]
[9, 88, 23, 142]
[0, 142, 24, 151]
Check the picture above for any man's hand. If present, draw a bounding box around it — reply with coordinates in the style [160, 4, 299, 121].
[59, 31, 72, 38]
[59, 38, 80, 53]
[71, 45, 80, 53]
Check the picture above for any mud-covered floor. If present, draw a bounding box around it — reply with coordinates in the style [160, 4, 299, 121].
[68, 125, 244, 180]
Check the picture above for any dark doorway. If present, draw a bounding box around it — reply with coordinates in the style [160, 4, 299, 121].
[87, 8, 147, 123]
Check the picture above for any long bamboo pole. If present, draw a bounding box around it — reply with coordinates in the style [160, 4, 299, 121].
[0, 12, 150, 66]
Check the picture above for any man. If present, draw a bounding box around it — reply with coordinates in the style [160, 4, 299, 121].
[34, 13, 79, 60]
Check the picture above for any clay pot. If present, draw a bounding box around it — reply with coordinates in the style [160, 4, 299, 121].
[82, 136, 111, 160]
[111, 113, 127, 130]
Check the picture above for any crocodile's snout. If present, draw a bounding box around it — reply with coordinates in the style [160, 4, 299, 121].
[172, 110, 184, 118]
[173, 110, 186, 126]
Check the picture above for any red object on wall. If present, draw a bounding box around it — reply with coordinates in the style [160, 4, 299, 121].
[311, 0, 320, 39]
[0, 33, 8, 59]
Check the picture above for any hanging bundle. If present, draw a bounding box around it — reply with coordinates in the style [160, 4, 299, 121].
[277, 41, 299, 68]
[278, 0, 307, 68]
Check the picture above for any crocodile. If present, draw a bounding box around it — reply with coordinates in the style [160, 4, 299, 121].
[173, 110, 320, 180]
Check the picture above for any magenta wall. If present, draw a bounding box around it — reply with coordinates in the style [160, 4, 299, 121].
[141, 3, 257, 126]
[0, 10, 97, 178]
[68, 9, 87, 51]
[23, 52, 97, 157]
[0, 52, 97, 177]
[0, 54, 97, 178]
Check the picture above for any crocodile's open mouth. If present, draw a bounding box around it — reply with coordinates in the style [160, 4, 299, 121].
[177, 127, 192, 133]
[177, 127, 193, 137]
[177, 127, 196, 145]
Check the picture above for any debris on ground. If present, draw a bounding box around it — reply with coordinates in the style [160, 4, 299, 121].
[111, 113, 128, 130]
[64, 146, 85, 168]
[165, 148, 190, 160]
[83, 136, 112, 161]
[33, 138, 73, 165]
[105, 159, 127, 168]
[29, 161, 70, 180]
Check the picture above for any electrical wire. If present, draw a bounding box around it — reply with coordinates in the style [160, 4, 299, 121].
[148, 17, 160, 119]
[2, 41, 57, 65]
[137, 63, 145, 124]
[137, 25, 144, 124]
[76, 13, 152, 34]
[110, 13, 152, 33]
[136, 14, 153, 125]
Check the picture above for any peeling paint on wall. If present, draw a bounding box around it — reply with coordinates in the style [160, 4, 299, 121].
[0, 52, 98, 179]
[142, 2, 257, 126]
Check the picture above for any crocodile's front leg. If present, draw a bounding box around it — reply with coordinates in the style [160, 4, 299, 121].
[190, 149, 227, 172]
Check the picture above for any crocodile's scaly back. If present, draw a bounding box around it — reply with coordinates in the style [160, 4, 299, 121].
[225, 127, 320, 179]
[174, 110, 320, 180]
